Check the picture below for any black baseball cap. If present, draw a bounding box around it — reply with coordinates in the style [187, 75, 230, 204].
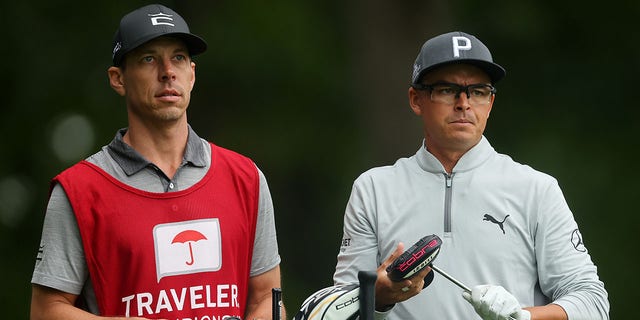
[111, 4, 207, 66]
[411, 31, 505, 84]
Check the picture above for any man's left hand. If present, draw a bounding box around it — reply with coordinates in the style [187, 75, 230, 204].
[462, 285, 531, 320]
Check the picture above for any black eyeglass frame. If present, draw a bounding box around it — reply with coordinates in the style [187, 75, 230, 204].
[412, 82, 497, 100]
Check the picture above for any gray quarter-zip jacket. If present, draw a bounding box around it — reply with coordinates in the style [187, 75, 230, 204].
[334, 136, 609, 320]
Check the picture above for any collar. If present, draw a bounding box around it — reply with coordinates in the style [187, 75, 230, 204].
[415, 136, 495, 174]
[106, 125, 207, 176]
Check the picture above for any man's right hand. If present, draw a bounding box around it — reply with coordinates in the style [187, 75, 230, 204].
[374, 242, 432, 311]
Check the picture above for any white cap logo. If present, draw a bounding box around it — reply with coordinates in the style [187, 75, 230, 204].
[112, 42, 122, 56]
[412, 63, 421, 82]
[153, 218, 222, 282]
[148, 12, 175, 27]
[452, 36, 472, 57]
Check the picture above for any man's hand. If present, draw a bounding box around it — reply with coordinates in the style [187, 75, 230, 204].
[462, 285, 531, 320]
[374, 242, 432, 311]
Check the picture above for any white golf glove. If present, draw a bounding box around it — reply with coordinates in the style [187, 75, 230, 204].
[462, 285, 531, 320]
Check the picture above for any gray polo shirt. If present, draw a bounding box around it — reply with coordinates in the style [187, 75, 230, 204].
[31, 126, 281, 314]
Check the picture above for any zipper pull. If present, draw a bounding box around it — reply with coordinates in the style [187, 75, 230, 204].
[445, 173, 452, 188]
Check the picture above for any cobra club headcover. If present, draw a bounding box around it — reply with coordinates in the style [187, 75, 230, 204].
[386, 234, 442, 286]
[293, 236, 443, 320]
[293, 283, 361, 320]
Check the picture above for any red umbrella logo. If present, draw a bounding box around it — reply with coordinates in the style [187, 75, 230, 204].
[172, 230, 208, 265]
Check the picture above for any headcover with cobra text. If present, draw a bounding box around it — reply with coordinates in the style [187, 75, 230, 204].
[293, 284, 360, 320]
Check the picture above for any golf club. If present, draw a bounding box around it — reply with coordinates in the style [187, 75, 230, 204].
[430, 264, 517, 320]
[430, 265, 471, 292]
[272, 287, 282, 320]
[390, 235, 517, 320]
[358, 270, 377, 320]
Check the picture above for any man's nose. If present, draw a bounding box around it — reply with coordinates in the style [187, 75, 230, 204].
[159, 59, 176, 82]
[454, 90, 471, 110]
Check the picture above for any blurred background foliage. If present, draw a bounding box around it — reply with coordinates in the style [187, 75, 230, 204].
[1, 0, 636, 318]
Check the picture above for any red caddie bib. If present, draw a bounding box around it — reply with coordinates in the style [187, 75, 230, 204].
[54, 143, 258, 320]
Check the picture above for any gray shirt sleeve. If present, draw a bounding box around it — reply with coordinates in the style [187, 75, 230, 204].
[250, 169, 281, 276]
[535, 181, 610, 319]
[333, 178, 379, 286]
[333, 179, 392, 320]
[31, 184, 87, 295]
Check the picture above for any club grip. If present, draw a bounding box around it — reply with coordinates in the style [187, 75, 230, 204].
[358, 270, 377, 320]
[272, 287, 282, 320]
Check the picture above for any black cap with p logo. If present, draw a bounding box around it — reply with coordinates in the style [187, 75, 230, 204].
[411, 31, 505, 84]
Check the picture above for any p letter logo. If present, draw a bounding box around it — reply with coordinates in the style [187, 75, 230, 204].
[452, 36, 472, 57]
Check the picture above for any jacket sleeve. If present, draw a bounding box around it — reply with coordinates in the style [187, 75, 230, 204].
[535, 178, 610, 319]
[333, 174, 380, 286]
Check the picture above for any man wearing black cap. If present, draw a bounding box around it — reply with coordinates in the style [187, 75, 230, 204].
[333, 32, 609, 319]
[31, 4, 284, 320]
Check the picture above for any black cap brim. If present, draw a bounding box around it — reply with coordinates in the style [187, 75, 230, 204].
[113, 32, 207, 66]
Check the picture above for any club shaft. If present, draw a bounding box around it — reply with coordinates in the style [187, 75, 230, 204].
[431, 265, 517, 320]
[431, 265, 471, 292]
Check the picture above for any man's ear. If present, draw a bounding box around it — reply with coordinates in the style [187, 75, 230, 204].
[190, 61, 196, 89]
[107, 66, 126, 96]
[408, 87, 424, 116]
